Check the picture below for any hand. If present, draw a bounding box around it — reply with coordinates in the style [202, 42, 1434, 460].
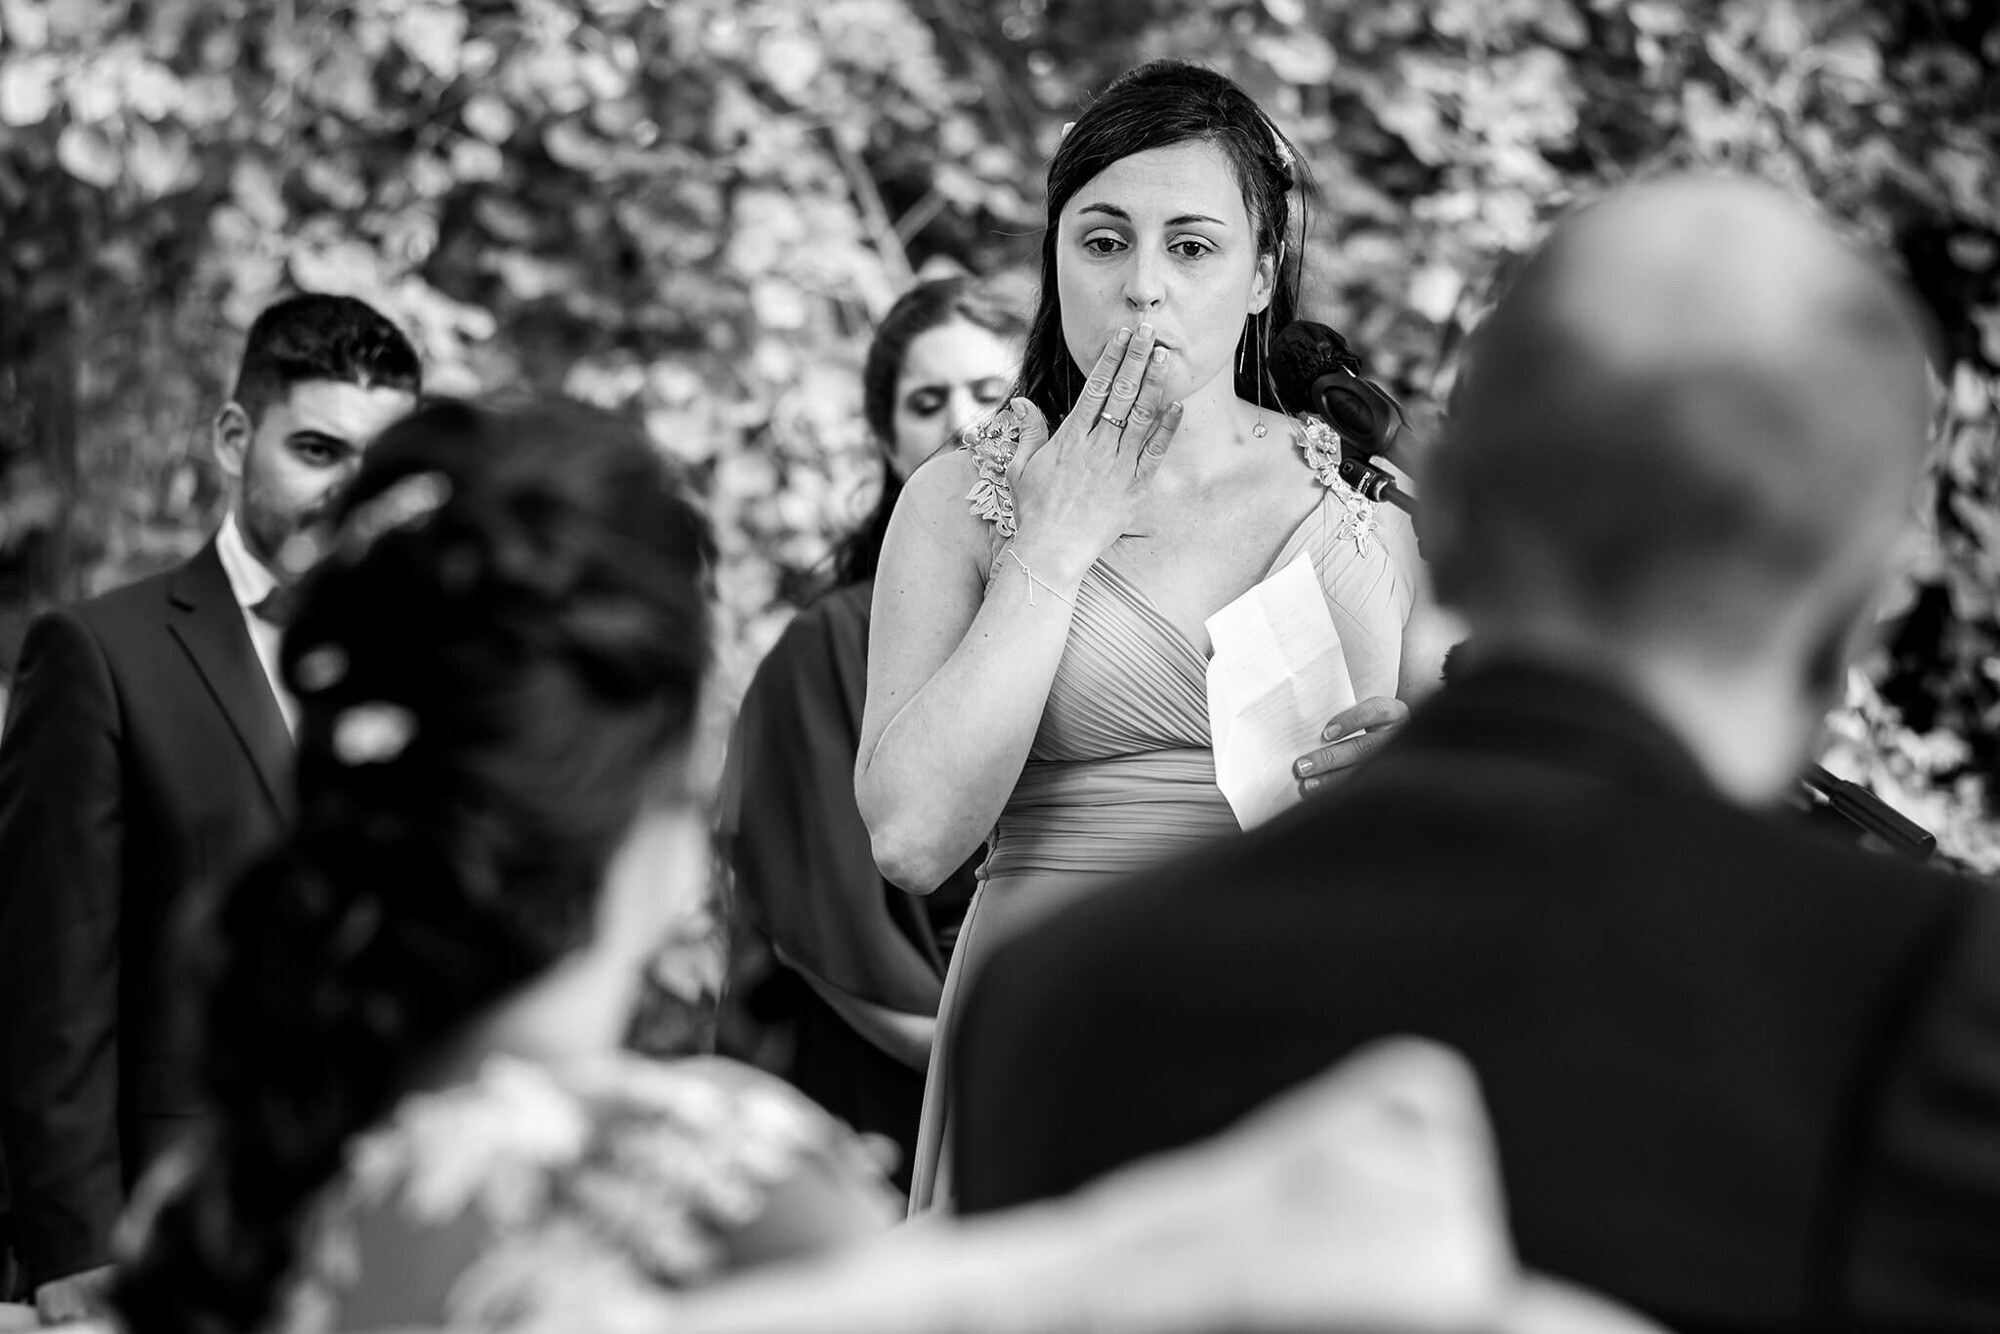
[1007, 322, 1185, 581]
[1293, 696, 1409, 796]
[1051, 1037, 1515, 1332]
[34, 1266, 113, 1324]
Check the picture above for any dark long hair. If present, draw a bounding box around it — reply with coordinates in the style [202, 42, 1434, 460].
[113, 399, 713, 1334]
[1017, 59, 1311, 426]
[833, 276, 1025, 585]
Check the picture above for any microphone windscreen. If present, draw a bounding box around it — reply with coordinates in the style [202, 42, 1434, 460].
[1270, 320, 1361, 410]
[1315, 380, 1383, 441]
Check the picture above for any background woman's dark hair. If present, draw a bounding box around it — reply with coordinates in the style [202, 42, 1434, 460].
[834, 275, 1025, 586]
[1016, 59, 1311, 426]
[113, 398, 713, 1334]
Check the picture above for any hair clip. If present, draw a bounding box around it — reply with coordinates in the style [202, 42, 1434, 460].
[332, 702, 417, 766]
[294, 644, 350, 695]
[338, 471, 452, 561]
[1060, 120, 1076, 139]
[1271, 131, 1296, 183]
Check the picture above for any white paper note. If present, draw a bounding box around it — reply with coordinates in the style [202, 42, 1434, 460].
[1205, 552, 1356, 830]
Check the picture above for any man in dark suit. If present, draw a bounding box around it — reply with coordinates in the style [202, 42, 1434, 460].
[0, 294, 419, 1319]
[952, 177, 2000, 1332]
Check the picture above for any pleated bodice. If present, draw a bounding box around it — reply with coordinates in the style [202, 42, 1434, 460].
[984, 423, 1417, 889]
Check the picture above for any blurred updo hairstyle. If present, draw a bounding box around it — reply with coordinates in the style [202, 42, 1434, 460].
[836, 275, 1026, 584]
[1017, 59, 1310, 424]
[113, 398, 714, 1334]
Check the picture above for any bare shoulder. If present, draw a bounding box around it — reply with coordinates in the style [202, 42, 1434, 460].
[901, 441, 985, 507]
[881, 447, 1004, 581]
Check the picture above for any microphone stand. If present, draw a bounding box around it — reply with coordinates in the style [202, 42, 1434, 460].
[1334, 455, 1419, 518]
[1335, 435, 1937, 864]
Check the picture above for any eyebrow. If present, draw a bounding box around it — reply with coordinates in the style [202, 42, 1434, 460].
[287, 430, 352, 449]
[1075, 202, 1231, 228]
[905, 372, 1012, 393]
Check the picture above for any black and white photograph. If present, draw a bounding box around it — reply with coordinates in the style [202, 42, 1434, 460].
[1, 1, 1996, 1330]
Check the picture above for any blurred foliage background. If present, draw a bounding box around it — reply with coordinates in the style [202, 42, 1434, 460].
[1, 0, 1995, 869]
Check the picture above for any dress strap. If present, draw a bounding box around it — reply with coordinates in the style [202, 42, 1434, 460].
[960, 407, 1022, 537]
[1292, 414, 1382, 556]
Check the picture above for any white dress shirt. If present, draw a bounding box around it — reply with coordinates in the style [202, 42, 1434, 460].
[215, 512, 298, 738]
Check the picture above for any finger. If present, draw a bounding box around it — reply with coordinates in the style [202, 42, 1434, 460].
[1118, 344, 1172, 453]
[1099, 321, 1158, 430]
[1293, 726, 1397, 787]
[1320, 695, 1410, 742]
[1002, 398, 1051, 492]
[1071, 326, 1133, 425]
[1132, 399, 1183, 482]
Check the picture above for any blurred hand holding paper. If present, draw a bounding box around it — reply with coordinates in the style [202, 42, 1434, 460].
[1205, 553, 1356, 830]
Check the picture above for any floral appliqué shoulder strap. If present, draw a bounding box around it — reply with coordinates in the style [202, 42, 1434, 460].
[961, 407, 1022, 537]
[1294, 414, 1381, 556]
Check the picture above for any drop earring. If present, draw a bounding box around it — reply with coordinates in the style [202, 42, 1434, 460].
[1251, 314, 1271, 436]
[1258, 314, 1272, 407]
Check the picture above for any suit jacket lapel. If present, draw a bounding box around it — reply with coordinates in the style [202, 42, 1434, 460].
[167, 540, 292, 817]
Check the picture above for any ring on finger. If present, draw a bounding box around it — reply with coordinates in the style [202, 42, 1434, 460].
[1100, 413, 1130, 429]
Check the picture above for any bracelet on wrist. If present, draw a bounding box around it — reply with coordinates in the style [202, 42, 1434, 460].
[992, 545, 1077, 608]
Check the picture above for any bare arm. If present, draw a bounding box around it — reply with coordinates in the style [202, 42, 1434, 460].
[667, 1040, 1677, 1334]
[1292, 497, 1457, 794]
[857, 327, 1182, 891]
[1393, 533, 1459, 701]
[854, 453, 1082, 892]
[1377, 459, 1459, 701]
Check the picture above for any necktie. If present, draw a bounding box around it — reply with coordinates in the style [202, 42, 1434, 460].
[252, 586, 297, 629]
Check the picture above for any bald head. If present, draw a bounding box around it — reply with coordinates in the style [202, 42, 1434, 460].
[1428, 176, 1934, 663]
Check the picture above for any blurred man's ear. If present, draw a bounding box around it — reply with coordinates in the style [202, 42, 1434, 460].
[1801, 582, 1880, 718]
[213, 402, 252, 481]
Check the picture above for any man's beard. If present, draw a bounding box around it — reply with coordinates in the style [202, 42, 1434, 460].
[239, 496, 333, 583]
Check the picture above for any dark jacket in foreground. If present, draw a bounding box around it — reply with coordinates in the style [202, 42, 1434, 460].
[0, 542, 288, 1284]
[953, 659, 2000, 1333]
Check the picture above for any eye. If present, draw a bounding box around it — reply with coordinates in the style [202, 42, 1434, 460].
[1081, 230, 1126, 256]
[1169, 236, 1216, 260]
[292, 437, 347, 467]
[903, 388, 947, 417]
[971, 377, 1010, 405]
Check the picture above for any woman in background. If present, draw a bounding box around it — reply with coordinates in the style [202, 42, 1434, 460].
[720, 276, 1025, 1192]
[111, 400, 897, 1334]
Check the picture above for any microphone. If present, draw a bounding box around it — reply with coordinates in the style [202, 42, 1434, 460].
[1270, 320, 1418, 515]
[1798, 763, 1937, 862]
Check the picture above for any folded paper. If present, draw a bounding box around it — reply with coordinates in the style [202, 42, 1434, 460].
[1205, 552, 1356, 830]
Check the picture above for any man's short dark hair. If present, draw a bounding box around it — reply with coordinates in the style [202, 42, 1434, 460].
[230, 294, 422, 422]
